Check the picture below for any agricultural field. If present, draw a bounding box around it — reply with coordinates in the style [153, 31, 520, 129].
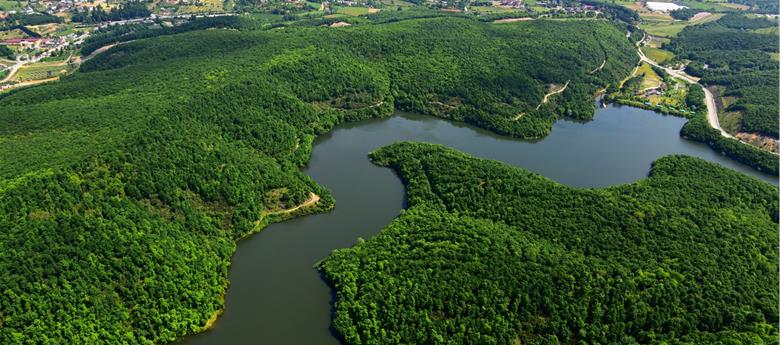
[379, 0, 419, 8]
[179, 0, 226, 13]
[0, 29, 28, 40]
[641, 46, 674, 63]
[333, 6, 379, 16]
[470, 5, 524, 13]
[679, 0, 743, 11]
[641, 20, 689, 37]
[756, 25, 779, 34]
[641, 13, 723, 38]
[13, 61, 72, 81]
[27, 23, 60, 36]
[0, 0, 24, 11]
[635, 62, 662, 89]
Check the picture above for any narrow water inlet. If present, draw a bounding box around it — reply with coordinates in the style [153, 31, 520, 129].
[179, 106, 776, 345]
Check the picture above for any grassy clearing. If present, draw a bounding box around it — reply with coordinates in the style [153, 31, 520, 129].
[642, 47, 674, 64]
[180, 0, 225, 13]
[677, 0, 739, 11]
[641, 21, 688, 38]
[28, 24, 60, 36]
[720, 2, 750, 10]
[0, 0, 23, 11]
[376, 0, 417, 8]
[14, 63, 73, 82]
[472, 5, 523, 13]
[719, 110, 741, 134]
[618, 1, 644, 12]
[640, 13, 724, 38]
[756, 26, 779, 35]
[645, 36, 670, 48]
[639, 11, 672, 21]
[334, 6, 371, 16]
[692, 12, 724, 23]
[0, 29, 29, 40]
[635, 62, 662, 89]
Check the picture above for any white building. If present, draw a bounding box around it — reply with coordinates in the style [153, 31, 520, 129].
[646, 1, 687, 12]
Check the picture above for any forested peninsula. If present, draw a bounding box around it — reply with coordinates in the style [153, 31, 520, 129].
[0, 16, 639, 343]
[321, 142, 778, 345]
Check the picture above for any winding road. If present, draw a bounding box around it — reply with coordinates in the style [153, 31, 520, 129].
[636, 38, 733, 138]
[0, 61, 23, 83]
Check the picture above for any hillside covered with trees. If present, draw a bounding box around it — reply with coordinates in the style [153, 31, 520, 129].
[667, 14, 779, 138]
[0, 16, 638, 343]
[321, 142, 779, 345]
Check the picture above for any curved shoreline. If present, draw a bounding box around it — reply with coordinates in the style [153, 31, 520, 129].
[637, 35, 778, 156]
[179, 108, 775, 345]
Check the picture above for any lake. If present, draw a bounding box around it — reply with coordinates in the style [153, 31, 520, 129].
[179, 105, 776, 345]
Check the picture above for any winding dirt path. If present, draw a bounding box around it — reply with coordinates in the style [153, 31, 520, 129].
[264, 192, 321, 216]
[79, 41, 134, 64]
[590, 59, 606, 74]
[536, 80, 570, 110]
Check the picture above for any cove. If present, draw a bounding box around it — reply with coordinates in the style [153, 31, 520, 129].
[179, 105, 776, 345]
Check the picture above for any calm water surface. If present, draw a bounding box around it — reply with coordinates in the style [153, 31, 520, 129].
[180, 105, 776, 345]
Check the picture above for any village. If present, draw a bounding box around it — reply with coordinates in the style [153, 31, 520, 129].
[0, 0, 241, 91]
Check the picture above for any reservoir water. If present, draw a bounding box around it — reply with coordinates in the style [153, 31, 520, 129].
[180, 105, 776, 345]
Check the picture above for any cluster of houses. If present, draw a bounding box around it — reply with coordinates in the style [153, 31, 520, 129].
[1, 35, 68, 48]
[0, 6, 36, 18]
[637, 83, 668, 97]
[0, 0, 118, 18]
[535, 1, 599, 13]
[0, 35, 75, 63]
[31, 0, 79, 15]
[496, 0, 522, 9]
[330, 0, 361, 6]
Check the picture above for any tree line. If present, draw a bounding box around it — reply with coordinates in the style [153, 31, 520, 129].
[321, 141, 778, 344]
[0, 16, 637, 343]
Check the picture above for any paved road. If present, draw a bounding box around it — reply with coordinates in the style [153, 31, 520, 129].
[0, 61, 23, 83]
[701, 86, 733, 138]
[636, 41, 732, 138]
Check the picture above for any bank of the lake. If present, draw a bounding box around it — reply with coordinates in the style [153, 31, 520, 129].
[179, 105, 775, 345]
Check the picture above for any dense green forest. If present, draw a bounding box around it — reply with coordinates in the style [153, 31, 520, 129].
[0, 13, 63, 26]
[0, 16, 638, 343]
[0, 45, 13, 59]
[667, 14, 779, 138]
[70, 2, 152, 24]
[321, 142, 779, 345]
[669, 8, 700, 21]
[727, 0, 779, 14]
[80, 16, 250, 55]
